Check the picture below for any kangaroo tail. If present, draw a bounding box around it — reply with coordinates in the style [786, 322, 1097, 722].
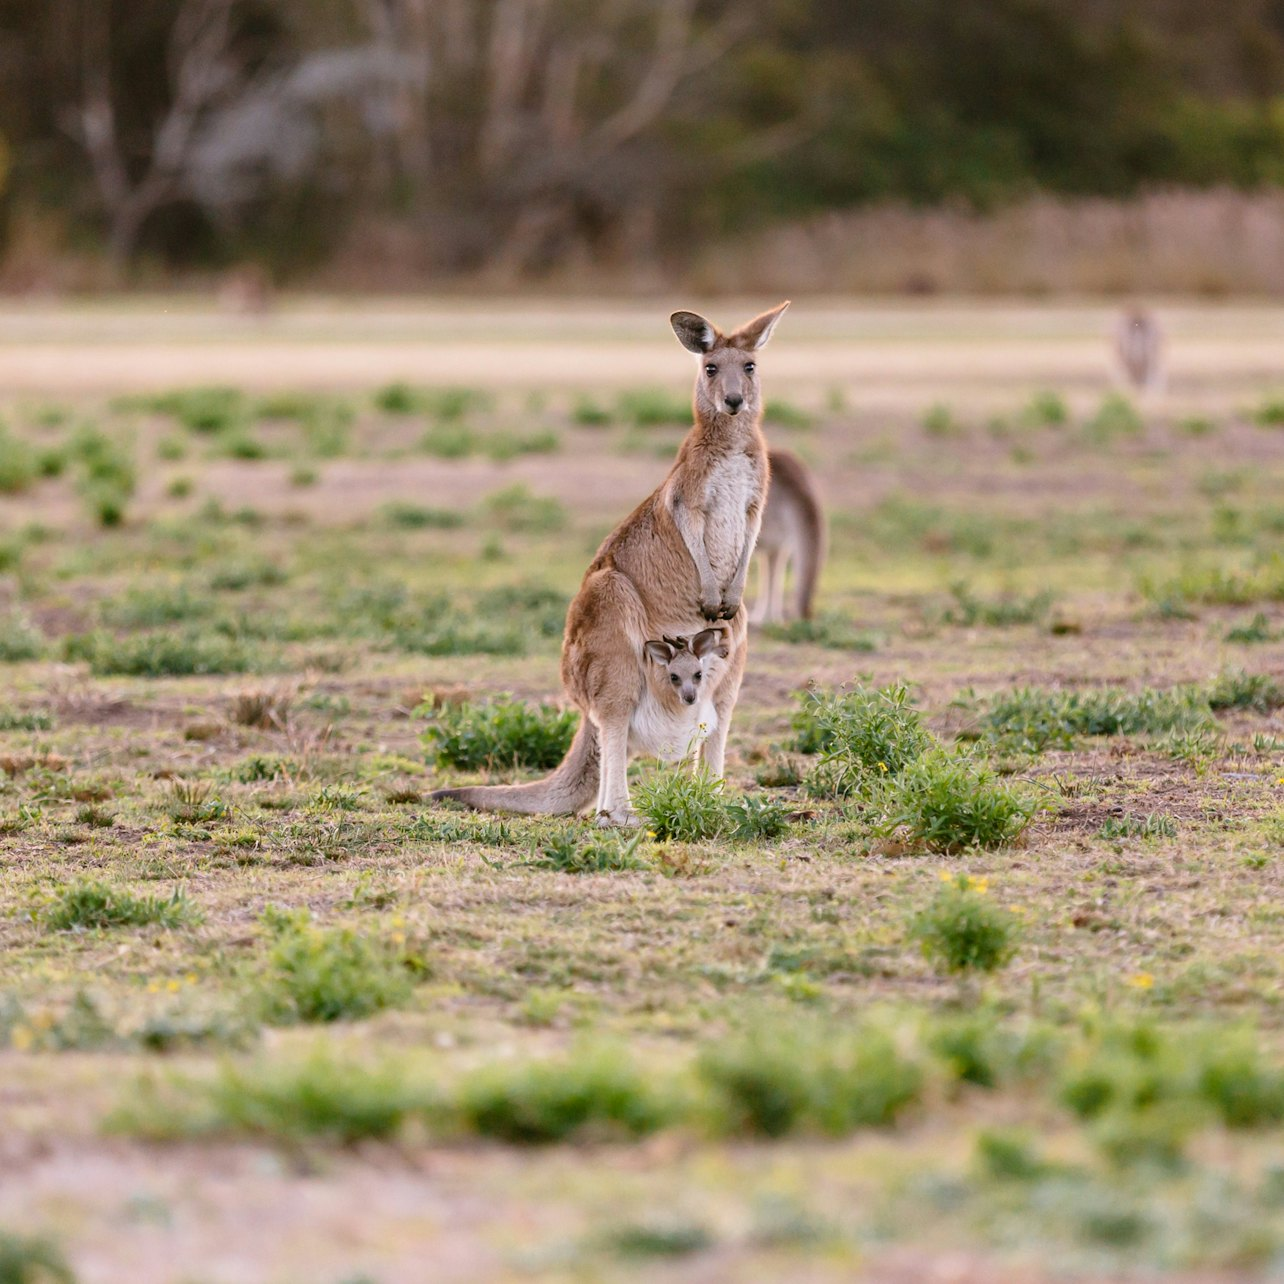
[429, 720, 599, 816]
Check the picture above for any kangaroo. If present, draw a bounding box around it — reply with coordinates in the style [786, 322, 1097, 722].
[634, 628, 731, 762]
[431, 301, 790, 825]
[750, 449, 826, 624]
[1114, 307, 1164, 393]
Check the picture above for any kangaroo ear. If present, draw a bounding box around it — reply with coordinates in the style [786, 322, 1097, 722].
[671, 311, 718, 354]
[691, 628, 728, 660]
[729, 301, 790, 351]
[644, 640, 676, 665]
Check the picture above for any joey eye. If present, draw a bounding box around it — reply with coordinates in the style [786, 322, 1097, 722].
[671, 674, 680, 684]
[705, 364, 717, 377]
[744, 362, 755, 375]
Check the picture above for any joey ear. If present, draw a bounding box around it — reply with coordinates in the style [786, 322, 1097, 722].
[670, 310, 718, 354]
[691, 628, 729, 659]
[729, 300, 790, 351]
[644, 640, 676, 665]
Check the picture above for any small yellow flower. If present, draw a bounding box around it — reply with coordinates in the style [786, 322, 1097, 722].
[1277, 776, 1284, 786]
[166, 979, 181, 993]
[390, 931, 406, 946]
[967, 876, 990, 895]
[877, 761, 889, 773]
[1126, 972, 1155, 990]
[1007, 904, 1026, 916]
[146, 982, 160, 994]
[937, 869, 953, 883]
[184, 973, 198, 986]
[10, 1025, 34, 1052]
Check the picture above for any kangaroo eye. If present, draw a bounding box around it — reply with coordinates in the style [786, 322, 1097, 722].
[671, 674, 680, 684]
[692, 673, 701, 681]
[705, 364, 717, 377]
[744, 362, 755, 375]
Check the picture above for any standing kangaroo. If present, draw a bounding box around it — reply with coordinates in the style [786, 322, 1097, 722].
[750, 448, 826, 624]
[1114, 307, 1164, 393]
[431, 302, 790, 825]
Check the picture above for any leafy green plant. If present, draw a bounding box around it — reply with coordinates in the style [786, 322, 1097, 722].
[635, 768, 727, 842]
[909, 873, 1020, 973]
[1099, 813, 1177, 840]
[616, 388, 690, 427]
[1022, 389, 1068, 427]
[978, 684, 1213, 751]
[44, 881, 197, 931]
[454, 1047, 673, 1143]
[0, 425, 38, 494]
[725, 793, 791, 840]
[1225, 613, 1278, 644]
[699, 1022, 923, 1137]
[377, 501, 465, 529]
[529, 830, 649, 873]
[481, 484, 566, 533]
[1251, 395, 1284, 428]
[799, 684, 932, 798]
[256, 913, 417, 1025]
[0, 1229, 76, 1283]
[1083, 393, 1143, 444]
[421, 697, 578, 771]
[0, 612, 46, 662]
[943, 583, 1054, 627]
[63, 629, 268, 677]
[1207, 668, 1284, 712]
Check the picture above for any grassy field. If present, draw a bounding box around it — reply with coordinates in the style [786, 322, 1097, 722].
[2, 301, 1284, 1283]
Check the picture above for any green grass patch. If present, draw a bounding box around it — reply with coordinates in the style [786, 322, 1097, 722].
[909, 873, 1021, 973]
[63, 629, 270, 677]
[635, 768, 727, 842]
[44, 881, 197, 932]
[421, 697, 578, 772]
[256, 910, 419, 1025]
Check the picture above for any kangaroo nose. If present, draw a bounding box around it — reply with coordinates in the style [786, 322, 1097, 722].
[724, 393, 743, 412]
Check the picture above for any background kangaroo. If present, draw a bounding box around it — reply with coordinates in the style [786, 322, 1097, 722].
[1114, 306, 1164, 392]
[431, 302, 789, 825]
[750, 448, 826, 624]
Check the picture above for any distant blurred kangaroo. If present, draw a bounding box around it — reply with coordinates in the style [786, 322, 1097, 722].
[1114, 307, 1164, 393]
[750, 449, 826, 624]
[431, 302, 789, 826]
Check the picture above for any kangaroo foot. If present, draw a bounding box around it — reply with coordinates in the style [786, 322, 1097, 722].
[596, 808, 640, 829]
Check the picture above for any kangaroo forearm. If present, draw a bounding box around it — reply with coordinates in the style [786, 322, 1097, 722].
[669, 496, 719, 602]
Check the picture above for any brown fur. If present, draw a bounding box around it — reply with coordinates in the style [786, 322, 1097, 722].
[751, 449, 827, 623]
[431, 302, 790, 825]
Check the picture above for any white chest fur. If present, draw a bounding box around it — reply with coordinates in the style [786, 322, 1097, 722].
[702, 452, 760, 582]
[629, 690, 719, 762]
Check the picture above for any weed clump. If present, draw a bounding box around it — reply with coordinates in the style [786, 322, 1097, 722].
[44, 881, 197, 932]
[0, 1229, 75, 1283]
[699, 1023, 923, 1137]
[529, 830, 649, 873]
[879, 749, 1037, 852]
[0, 612, 46, 662]
[909, 873, 1020, 974]
[978, 684, 1213, 752]
[421, 697, 577, 771]
[256, 910, 418, 1025]
[1207, 668, 1284, 713]
[796, 683, 931, 796]
[63, 629, 268, 677]
[635, 768, 727, 842]
[455, 1049, 673, 1143]
[0, 424, 38, 493]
